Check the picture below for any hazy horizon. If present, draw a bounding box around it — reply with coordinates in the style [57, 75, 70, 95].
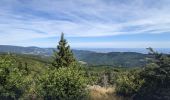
[0, 45, 170, 54]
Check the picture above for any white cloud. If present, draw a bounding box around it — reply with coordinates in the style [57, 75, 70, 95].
[0, 0, 170, 47]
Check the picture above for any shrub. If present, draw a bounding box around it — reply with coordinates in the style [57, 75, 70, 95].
[133, 50, 170, 100]
[39, 64, 88, 100]
[115, 69, 144, 96]
[0, 54, 24, 99]
[0, 54, 41, 99]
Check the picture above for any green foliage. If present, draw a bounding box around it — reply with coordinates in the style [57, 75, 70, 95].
[76, 51, 147, 67]
[2, 42, 170, 100]
[0, 54, 49, 99]
[52, 33, 76, 68]
[38, 33, 89, 99]
[0, 34, 89, 100]
[0, 45, 148, 67]
[83, 66, 135, 86]
[0, 54, 88, 100]
[39, 64, 88, 100]
[115, 69, 144, 96]
[134, 48, 170, 100]
[0, 54, 23, 99]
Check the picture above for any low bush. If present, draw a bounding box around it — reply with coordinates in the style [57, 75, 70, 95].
[115, 69, 144, 96]
[0, 54, 24, 99]
[39, 64, 89, 100]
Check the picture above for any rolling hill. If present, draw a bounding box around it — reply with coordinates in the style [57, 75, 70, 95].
[0, 45, 148, 67]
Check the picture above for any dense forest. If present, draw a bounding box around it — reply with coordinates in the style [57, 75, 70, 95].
[0, 45, 148, 67]
[0, 33, 170, 100]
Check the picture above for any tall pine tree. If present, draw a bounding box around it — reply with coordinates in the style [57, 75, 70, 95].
[52, 33, 76, 68]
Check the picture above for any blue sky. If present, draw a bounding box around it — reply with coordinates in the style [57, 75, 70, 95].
[0, 0, 170, 48]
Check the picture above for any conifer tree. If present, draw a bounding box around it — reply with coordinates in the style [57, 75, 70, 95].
[24, 62, 29, 75]
[18, 62, 22, 71]
[52, 33, 76, 68]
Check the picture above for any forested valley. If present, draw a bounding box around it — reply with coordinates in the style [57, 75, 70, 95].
[0, 33, 170, 100]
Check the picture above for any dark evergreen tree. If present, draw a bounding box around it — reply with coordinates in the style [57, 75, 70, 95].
[18, 62, 22, 71]
[134, 48, 170, 100]
[24, 62, 29, 75]
[52, 33, 76, 68]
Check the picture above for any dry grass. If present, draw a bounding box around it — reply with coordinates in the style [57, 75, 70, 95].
[88, 85, 131, 100]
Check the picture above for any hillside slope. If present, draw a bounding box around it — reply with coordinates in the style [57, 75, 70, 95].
[0, 45, 148, 67]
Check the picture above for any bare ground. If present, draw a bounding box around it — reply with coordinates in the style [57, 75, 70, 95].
[88, 85, 131, 100]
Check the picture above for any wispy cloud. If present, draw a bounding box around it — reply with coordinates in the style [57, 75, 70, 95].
[0, 0, 170, 47]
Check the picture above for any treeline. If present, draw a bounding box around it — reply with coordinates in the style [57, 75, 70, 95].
[0, 33, 170, 100]
[0, 33, 89, 100]
[84, 47, 170, 100]
[109, 48, 170, 100]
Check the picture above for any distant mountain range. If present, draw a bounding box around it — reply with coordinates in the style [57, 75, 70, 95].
[76, 48, 170, 54]
[0, 45, 166, 67]
[0, 45, 54, 56]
